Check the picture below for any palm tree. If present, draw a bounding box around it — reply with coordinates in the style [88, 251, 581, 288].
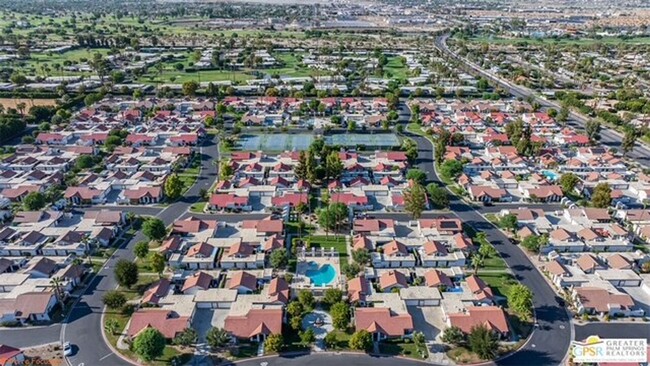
[206, 327, 230, 349]
[50, 277, 65, 311]
[471, 255, 484, 275]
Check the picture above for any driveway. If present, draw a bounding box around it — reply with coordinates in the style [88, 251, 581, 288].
[620, 286, 650, 316]
[407, 306, 443, 341]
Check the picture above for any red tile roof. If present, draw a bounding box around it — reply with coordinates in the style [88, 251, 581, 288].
[448, 306, 509, 334]
[354, 307, 413, 337]
[127, 310, 189, 339]
[224, 308, 283, 339]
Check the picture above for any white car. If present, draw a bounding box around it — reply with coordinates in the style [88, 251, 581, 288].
[63, 342, 72, 356]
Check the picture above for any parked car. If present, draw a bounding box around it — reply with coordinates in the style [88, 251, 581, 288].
[63, 342, 73, 356]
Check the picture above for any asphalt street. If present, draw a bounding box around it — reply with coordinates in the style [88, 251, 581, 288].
[233, 353, 433, 366]
[62, 133, 220, 366]
[433, 34, 650, 168]
[402, 110, 572, 366]
[574, 323, 650, 342]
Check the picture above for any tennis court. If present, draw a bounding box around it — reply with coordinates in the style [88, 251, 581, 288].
[237, 133, 401, 151]
[325, 133, 400, 149]
[238, 133, 315, 151]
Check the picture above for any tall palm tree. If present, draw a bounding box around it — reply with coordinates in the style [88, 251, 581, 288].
[471, 255, 484, 275]
[50, 277, 65, 311]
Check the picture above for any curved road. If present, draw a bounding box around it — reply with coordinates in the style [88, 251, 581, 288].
[402, 115, 572, 366]
[62, 134, 220, 366]
[434, 33, 650, 168]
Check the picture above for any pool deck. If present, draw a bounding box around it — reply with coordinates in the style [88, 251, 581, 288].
[293, 255, 343, 291]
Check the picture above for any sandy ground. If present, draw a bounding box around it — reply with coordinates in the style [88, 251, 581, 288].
[23, 342, 64, 366]
[0, 98, 57, 110]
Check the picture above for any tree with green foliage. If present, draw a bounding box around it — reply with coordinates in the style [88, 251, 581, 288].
[621, 128, 637, 157]
[439, 159, 464, 180]
[351, 248, 371, 265]
[442, 325, 465, 346]
[324, 332, 338, 349]
[105, 318, 120, 335]
[295, 151, 308, 180]
[206, 327, 230, 349]
[330, 302, 350, 330]
[102, 290, 126, 309]
[478, 243, 497, 259]
[558, 173, 580, 194]
[75, 155, 94, 170]
[300, 328, 316, 346]
[173, 328, 198, 347]
[298, 290, 315, 311]
[406, 169, 427, 185]
[508, 284, 533, 320]
[164, 173, 184, 201]
[404, 183, 427, 219]
[322, 289, 343, 307]
[23, 192, 46, 211]
[427, 184, 449, 209]
[142, 218, 167, 241]
[134, 241, 149, 260]
[499, 214, 518, 232]
[468, 325, 499, 360]
[342, 262, 362, 278]
[182, 80, 199, 96]
[325, 152, 344, 181]
[265, 334, 284, 353]
[148, 252, 166, 277]
[270, 249, 288, 269]
[471, 255, 484, 275]
[521, 235, 544, 253]
[287, 301, 303, 318]
[585, 120, 601, 143]
[592, 183, 612, 208]
[114, 259, 138, 289]
[349, 330, 373, 351]
[132, 328, 166, 362]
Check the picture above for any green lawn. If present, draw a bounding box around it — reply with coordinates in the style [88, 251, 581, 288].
[189, 201, 207, 213]
[379, 338, 428, 359]
[305, 236, 349, 266]
[479, 272, 516, 300]
[384, 57, 409, 79]
[325, 329, 353, 350]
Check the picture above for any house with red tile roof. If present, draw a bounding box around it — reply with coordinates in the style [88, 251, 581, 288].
[181, 272, 213, 294]
[572, 287, 636, 316]
[466, 275, 494, 304]
[353, 219, 395, 236]
[0, 344, 24, 366]
[354, 307, 413, 341]
[348, 275, 372, 305]
[141, 279, 172, 306]
[446, 306, 509, 338]
[127, 310, 190, 340]
[122, 186, 163, 204]
[208, 193, 251, 212]
[373, 240, 416, 268]
[227, 271, 259, 294]
[224, 308, 283, 342]
[378, 270, 408, 292]
[220, 241, 265, 269]
[172, 242, 217, 270]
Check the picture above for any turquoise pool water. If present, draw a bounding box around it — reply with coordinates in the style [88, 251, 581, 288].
[542, 170, 559, 181]
[305, 262, 337, 286]
[446, 287, 464, 293]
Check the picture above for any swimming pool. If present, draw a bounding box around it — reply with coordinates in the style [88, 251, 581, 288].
[446, 287, 464, 293]
[305, 262, 337, 287]
[542, 170, 559, 181]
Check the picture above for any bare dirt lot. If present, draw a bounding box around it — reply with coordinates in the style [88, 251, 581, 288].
[0, 98, 57, 110]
